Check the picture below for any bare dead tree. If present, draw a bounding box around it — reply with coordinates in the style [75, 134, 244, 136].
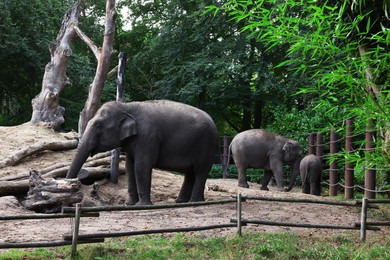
[30, 0, 116, 134]
[77, 0, 116, 137]
[30, 1, 82, 130]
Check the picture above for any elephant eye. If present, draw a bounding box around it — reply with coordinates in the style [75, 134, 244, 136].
[94, 119, 104, 129]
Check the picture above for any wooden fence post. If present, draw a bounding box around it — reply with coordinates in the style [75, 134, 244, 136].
[329, 130, 339, 196]
[237, 194, 242, 236]
[223, 136, 230, 178]
[345, 119, 354, 199]
[308, 133, 316, 155]
[110, 52, 127, 184]
[360, 197, 368, 242]
[316, 132, 324, 159]
[365, 119, 376, 199]
[71, 203, 81, 258]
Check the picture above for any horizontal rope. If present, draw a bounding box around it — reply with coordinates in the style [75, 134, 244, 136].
[321, 181, 390, 193]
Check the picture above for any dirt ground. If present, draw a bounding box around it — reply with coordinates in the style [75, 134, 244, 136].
[0, 123, 388, 248]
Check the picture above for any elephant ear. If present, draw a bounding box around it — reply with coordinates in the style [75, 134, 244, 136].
[119, 112, 137, 141]
[282, 141, 294, 162]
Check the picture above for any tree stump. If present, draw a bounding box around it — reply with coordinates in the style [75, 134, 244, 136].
[23, 170, 83, 213]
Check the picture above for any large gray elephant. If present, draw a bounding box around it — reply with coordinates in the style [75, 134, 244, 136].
[66, 100, 219, 205]
[229, 129, 302, 192]
[299, 154, 322, 196]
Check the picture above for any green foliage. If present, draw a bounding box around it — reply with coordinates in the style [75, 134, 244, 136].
[209, 164, 264, 184]
[208, 0, 390, 189]
[0, 248, 55, 260]
[0, 0, 70, 125]
[3, 232, 390, 259]
[119, 1, 309, 134]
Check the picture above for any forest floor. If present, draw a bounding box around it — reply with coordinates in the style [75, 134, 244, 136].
[0, 123, 389, 248]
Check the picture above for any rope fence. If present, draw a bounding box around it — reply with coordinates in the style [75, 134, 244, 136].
[220, 118, 390, 199]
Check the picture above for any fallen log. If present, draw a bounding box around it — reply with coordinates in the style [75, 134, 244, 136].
[0, 180, 30, 196]
[23, 170, 83, 213]
[45, 166, 126, 179]
[0, 166, 125, 197]
[0, 163, 71, 181]
[0, 139, 78, 169]
[0, 152, 122, 181]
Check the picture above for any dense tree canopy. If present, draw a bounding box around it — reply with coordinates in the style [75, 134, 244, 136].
[118, 0, 315, 136]
[0, 0, 323, 138]
[0, 0, 69, 124]
[1, 0, 389, 152]
[207, 0, 390, 186]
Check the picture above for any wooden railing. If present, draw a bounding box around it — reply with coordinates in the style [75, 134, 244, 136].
[1, 195, 388, 257]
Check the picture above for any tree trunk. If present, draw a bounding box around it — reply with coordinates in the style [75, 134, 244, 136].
[253, 101, 263, 129]
[30, 1, 82, 130]
[0, 166, 125, 197]
[78, 0, 116, 137]
[0, 180, 30, 196]
[23, 170, 83, 213]
[110, 52, 127, 183]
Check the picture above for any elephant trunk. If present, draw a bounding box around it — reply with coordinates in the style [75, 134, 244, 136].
[66, 140, 91, 179]
[285, 156, 302, 191]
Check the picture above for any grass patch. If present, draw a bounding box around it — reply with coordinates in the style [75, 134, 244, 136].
[2, 231, 390, 260]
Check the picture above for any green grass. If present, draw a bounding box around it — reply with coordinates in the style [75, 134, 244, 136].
[1, 231, 390, 260]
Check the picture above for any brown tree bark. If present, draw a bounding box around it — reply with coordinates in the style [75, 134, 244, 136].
[23, 170, 83, 213]
[0, 151, 113, 181]
[110, 52, 127, 183]
[77, 0, 116, 137]
[0, 180, 30, 196]
[0, 166, 125, 197]
[30, 1, 82, 130]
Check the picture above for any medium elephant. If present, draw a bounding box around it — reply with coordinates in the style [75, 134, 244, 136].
[229, 129, 302, 192]
[299, 154, 322, 196]
[66, 100, 219, 205]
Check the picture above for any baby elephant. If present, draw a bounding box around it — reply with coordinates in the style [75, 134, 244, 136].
[299, 154, 322, 196]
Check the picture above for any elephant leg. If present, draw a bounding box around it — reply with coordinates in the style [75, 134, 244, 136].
[189, 165, 211, 202]
[269, 158, 285, 192]
[237, 166, 249, 188]
[126, 156, 139, 205]
[176, 173, 195, 203]
[133, 161, 153, 205]
[311, 182, 321, 196]
[302, 182, 310, 194]
[261, 170, 273, 190]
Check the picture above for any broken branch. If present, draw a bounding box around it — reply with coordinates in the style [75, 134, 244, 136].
[0, 139, 78, 169]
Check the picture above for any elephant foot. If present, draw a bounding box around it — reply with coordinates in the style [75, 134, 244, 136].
[238, 182, 249, 188]
[189, 197, 205, 203]
[128, 195, 139, 205]
[136, 200, 153, 206]
[175, 198, 190, 203]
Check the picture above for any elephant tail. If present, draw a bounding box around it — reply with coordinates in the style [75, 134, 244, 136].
[302, 164, 310, 184]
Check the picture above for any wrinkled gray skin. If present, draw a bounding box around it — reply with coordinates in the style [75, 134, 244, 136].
[66, 100, 219, 205]
[229, 129, 302, 192]
[300, 154, 322, 196]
